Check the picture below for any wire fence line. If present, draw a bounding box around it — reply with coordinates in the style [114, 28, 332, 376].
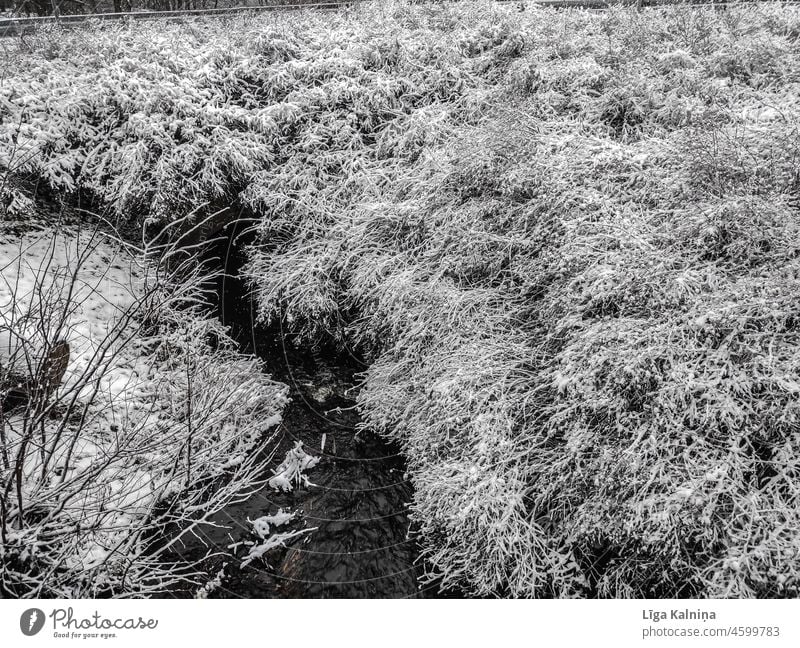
[0, 0, 797, 36]
[1, 0, 346, 24]
[0, 0, 345, 35]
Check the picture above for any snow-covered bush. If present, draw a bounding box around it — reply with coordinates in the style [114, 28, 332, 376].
[244, 3, 800, 598]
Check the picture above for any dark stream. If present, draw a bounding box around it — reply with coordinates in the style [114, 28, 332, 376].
[165, 224, 423, 598]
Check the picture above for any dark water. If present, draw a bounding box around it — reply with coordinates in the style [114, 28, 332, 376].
[167, 368, 422, 598]
[163, 224, 423, 598]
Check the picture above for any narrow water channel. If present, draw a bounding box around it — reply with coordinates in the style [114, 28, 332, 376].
[166, 223, 422, 598]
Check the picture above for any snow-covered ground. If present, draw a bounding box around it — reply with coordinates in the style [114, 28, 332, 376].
[0, 219, 289, 596]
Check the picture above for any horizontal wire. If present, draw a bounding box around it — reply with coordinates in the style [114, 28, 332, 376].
[1, 0, 796, 35]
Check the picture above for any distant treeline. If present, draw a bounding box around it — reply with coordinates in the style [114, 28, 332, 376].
[0, 0, 331, 17]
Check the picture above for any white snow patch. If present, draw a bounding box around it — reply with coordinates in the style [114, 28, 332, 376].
[241, 527, 315, 568]
[248, 508, 296, 538]
[268, 441, 320, 492]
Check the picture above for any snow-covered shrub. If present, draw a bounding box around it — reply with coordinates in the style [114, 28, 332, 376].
[240, 3, 800, 598]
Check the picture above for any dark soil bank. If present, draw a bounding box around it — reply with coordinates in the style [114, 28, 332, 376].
[165, 224, 422, 598]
